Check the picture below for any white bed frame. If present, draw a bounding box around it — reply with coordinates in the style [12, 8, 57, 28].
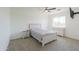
[29, 24, 57, 47]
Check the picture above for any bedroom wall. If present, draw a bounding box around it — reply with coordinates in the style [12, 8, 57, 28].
[0, 8, 10, 50]
[48, 7, 79, 40]
[10, 7, 48, 39]
[65, 7, 79, 40]
[47, 8, 68, 29]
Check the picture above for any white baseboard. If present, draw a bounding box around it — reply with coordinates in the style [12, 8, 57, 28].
[64, 35, 79, 40]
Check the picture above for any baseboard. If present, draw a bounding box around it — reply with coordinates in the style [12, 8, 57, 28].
[64, 36, 79, 40]
[57, 35, 64, 37]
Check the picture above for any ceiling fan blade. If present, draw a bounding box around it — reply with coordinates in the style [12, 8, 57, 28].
[41, 7, 56, 13]
[48, 8, 56, 10]
[45, 7, 48, 9]
[51, 8, 56, 10]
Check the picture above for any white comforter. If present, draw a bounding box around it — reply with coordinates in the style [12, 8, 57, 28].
[29, 23, 57, 46]
[30, 28, 57, 46]
[31, 28, 56, 36]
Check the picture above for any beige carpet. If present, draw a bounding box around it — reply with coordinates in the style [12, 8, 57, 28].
[7, 36, 79, 51]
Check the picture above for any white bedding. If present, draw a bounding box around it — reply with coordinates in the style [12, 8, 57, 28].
[31, 28, 56, 36]
[30, 28, 57, 46]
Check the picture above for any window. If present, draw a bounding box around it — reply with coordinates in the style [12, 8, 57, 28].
[52, 16, 66, 28]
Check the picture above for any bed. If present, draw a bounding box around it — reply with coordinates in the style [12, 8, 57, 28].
[29, 24, 57, 46]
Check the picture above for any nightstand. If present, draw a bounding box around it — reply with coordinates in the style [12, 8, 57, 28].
[22, 30, 30, 39]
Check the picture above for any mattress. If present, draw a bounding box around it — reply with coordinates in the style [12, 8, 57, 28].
[31, 28, 56, 37]
[30, 28, 57, 46]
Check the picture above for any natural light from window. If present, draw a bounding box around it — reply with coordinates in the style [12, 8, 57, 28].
[52, 16, 66, 28]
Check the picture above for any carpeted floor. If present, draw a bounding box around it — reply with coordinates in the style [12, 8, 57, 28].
[7, 36, 79, 51]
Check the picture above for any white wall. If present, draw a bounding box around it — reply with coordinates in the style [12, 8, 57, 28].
[10, 7, 48, 39]
[48, 7, 79, 40]
[65, 8, 79, 40]
[0, 8, 10, 50]
[47, 8, 67, 29]
[10, 7, 79, 40]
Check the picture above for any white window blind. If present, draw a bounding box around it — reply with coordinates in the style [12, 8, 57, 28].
[52, 16, 66, 28]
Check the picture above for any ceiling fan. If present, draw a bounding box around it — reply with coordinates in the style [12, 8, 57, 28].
[44, 7, 56, 12]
